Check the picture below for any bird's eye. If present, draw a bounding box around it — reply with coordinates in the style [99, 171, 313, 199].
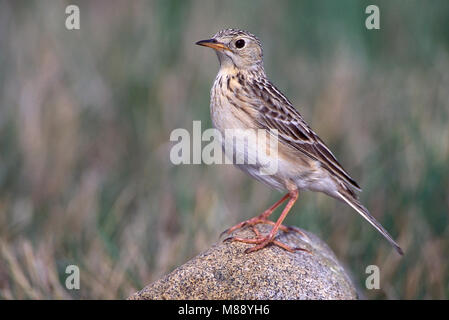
[235, 39, 245, 49]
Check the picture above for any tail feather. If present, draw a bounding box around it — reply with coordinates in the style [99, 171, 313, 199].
[337, 191, 404, 255]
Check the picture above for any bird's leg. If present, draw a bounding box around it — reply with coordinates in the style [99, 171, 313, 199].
[225, 190, 310, 253]
[223, 192, 307, 239]
[251, 219, 309, 240]
[247, 189, 299, 253]
[257, 193, 291, 220]
[222, 193, 290, 236]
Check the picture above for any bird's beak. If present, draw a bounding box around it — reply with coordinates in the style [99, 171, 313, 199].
[195, 39, 230, 51]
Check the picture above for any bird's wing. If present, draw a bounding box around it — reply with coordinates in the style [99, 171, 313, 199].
[247, 78, 361, 192]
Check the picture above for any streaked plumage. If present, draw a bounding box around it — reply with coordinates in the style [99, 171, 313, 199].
[196, 28, 403, 255]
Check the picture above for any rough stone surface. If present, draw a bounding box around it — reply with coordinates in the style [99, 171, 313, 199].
[129, 225, 358, 300]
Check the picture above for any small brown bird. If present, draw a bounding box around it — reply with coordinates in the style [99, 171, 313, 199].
[196, 28, 403, 255]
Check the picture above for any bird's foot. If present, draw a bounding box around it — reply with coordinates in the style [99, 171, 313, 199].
[221, 215, 309, 240]
[224, 225, 311, 254]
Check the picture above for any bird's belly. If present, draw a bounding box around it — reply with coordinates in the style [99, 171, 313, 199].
[214, 124, 287, 190]
[226, 141, 335, 193]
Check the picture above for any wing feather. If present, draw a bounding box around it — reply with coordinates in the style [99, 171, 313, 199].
[249, 79, 361, 191]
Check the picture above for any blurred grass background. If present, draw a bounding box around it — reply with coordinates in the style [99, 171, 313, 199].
[0, 0, 448, 299]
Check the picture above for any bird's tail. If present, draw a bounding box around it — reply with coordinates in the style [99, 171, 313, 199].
[337, 190, 403, 255]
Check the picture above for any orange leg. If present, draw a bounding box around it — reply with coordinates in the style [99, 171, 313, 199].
[225, 190, 310, 253]
[223, 193, 291, 236]
[223, 192, 307, 238]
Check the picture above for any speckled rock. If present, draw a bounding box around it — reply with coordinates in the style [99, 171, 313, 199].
[129, 224, 358, 300]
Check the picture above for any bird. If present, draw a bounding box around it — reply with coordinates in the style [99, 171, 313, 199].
[195, 28, 403, 255]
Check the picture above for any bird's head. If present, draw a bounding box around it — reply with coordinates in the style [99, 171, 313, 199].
[196, 28, 264, 72]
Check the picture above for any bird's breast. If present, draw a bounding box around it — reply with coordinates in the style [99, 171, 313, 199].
[209, 71, 288, 190]
[210, 71, 258, 133]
